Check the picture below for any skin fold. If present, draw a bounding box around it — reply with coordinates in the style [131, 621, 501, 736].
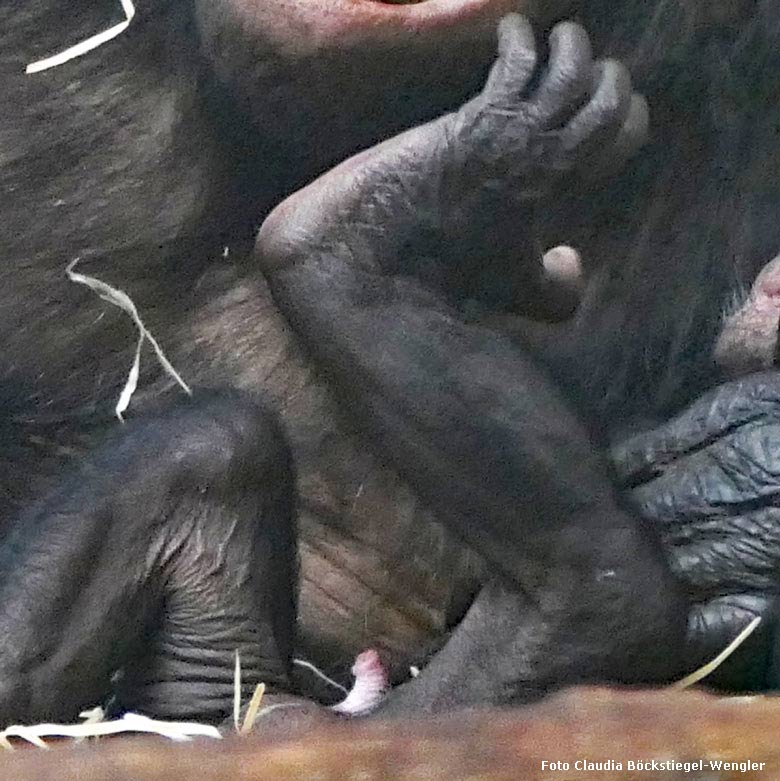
[1, 0, 780, 724]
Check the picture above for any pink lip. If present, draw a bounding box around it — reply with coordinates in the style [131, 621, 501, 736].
[242, 0, 534, 52]
[323, 0, 527, 32]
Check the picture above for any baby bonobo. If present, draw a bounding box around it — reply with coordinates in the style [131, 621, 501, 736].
[258, 13, 686, 720]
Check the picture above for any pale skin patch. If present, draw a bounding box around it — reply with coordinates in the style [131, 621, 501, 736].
[332, 649, 390, 716]
[542, 244, 584, 297]
[468, 244, 584, 337]
[231, 649, 389, 734]
[714, 254, 780, 377]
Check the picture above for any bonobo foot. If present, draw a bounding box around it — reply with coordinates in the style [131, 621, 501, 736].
[447, 15, 647, 198]
[436, 15, 648, 312]
[260, 15, 649, 314]
[0, 391, 296, 725]
[374, 582, 547, 717]
[259, 14, 686, 715]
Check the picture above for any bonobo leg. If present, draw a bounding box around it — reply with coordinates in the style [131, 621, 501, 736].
[258, 16, 686, 708]
[0, 391, 295, 724]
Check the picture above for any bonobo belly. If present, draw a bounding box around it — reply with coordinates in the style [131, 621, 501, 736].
[1, 256, 480, 678]
[177, 266, 485, 675]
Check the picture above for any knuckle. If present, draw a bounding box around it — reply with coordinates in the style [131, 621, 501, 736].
[550, 20, 588, 46]
[494, 51, 537, 94]
[603, 59, 632, 94]
[492, 20, 537, 95]
[592, 63, 629, 118]
[598, 93, 624, 120]
[629, 94, 651, 131]
[555, 61, 584, 90]
[512, 46, 538, 76]
[548, 55, 593, 102]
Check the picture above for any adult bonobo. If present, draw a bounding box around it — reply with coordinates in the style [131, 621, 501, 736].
[2, 0, 780, 725]
[2, 0, 552, 723]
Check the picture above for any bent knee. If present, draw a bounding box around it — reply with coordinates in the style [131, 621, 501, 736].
[166, 389, 292, 487]
[139, 390, 291, 486]
[97, 389, 294, 521]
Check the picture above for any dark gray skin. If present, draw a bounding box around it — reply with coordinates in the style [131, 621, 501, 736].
[258, 12, 780, 713]
[257, 14, 686, 714]
[3, 0, 780, 727]
[5, 7, 669, 722]
[2, 0, 561, 724]
[0, 393, 297, 721]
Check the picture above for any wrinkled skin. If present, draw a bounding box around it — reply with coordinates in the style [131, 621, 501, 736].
[257, 10, 780, 713]
[613, 373, 780, 690]
[2, 0, 780, 725]
[2, 0, 554, 722]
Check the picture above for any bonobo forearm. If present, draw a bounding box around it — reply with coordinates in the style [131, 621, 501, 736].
[264, 245, 613, 556]
[263, 230, 683, 634]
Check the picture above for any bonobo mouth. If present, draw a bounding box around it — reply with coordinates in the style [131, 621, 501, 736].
[231, 0, 538, 49]
[198, 0, 548, 188]
[324, 0, 534, 36]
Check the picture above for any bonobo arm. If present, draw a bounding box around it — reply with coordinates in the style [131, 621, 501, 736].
[613, 372, 780, 688]
[259, 16, 685, 687]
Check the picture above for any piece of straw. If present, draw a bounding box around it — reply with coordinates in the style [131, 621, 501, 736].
[233, 650, 241, 732]
[292, 658, 348, 695]
[672, 616, 762, 690]
[240, 683, 266, 734]
[27, 0, 136, 74]
[0, 712, 220, 750]
[66, 259, 191, 420]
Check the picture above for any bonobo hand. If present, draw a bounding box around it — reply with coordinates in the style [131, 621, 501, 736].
[612, 372, 780, 687]
[444, 15, 649, 205]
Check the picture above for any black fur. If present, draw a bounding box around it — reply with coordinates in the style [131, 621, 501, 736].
[542, 0, 780, 425]
[2, 0, 780, 723]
